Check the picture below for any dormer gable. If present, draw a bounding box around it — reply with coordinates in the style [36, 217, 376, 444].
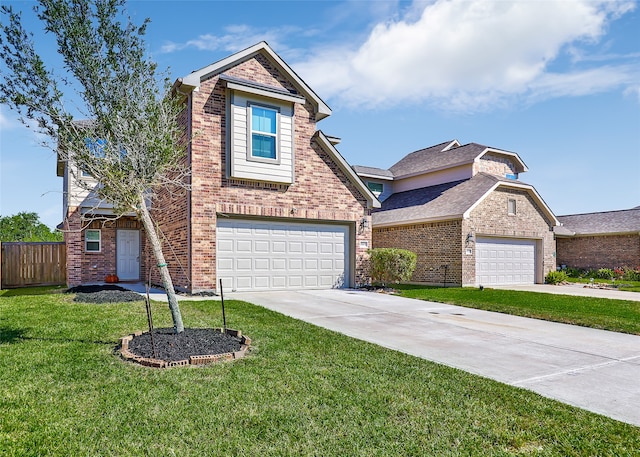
[175, 41, 331, 121]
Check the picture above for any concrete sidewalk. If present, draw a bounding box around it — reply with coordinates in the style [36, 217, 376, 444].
[492, 283, 640, 301]
[230, 289, 640, 427]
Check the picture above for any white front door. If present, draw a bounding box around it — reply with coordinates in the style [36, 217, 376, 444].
[117, 230, 140, 281]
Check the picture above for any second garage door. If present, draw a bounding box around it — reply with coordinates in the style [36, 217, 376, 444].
[476, 237, 536, 285]
[217, 218, 350, 292]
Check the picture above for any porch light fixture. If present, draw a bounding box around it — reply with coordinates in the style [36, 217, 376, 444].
[359, 217, 369, 231]
[465, 232, 475, 246]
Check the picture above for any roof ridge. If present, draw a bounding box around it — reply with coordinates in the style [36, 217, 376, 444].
[558, 208, 640, 218]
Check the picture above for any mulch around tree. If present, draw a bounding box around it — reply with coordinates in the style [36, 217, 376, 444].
[128, 328, 243, 362]
[66, 284, 244, 362]
[66, 284, 143, 303]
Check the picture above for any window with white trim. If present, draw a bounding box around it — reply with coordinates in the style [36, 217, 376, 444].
[85, 229, 101, 252]
[508, 198, 517, 215]
[249, 105, 278, 161]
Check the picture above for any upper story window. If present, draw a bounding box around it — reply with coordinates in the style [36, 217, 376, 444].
[250, 105, 278, 161]
[505, 173, 518, 180]
[85, 229, 101, 252]
[367, 181, 384, 195]
[508, 198, 517, 216]
[81, 138, 107, 178]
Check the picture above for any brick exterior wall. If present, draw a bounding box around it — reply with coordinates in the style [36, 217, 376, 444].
[372, 187, 556, 286]
[463, 187, 556, 285]
[557, 234, 640, 270]
[373, 220, 462, 285]
[474, 154, 517, 177]
[64, 208, 145, 286]
[151, 52, 372, 292]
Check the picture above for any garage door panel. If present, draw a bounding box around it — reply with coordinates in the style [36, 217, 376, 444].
[217, 219, 349, 292]
[476, 237, 536, 286]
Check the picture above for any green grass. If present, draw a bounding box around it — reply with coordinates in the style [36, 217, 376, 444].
[395, 284, 640, 335]
[565, 277, 640, 293]
[1, 288, 638, 455]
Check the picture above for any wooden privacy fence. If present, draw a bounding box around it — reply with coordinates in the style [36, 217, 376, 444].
[0, 242, 66, 289]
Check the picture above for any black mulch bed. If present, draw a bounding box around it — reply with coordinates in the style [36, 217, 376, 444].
[128, 328, 242, 362]
[66, 284, 144, 303]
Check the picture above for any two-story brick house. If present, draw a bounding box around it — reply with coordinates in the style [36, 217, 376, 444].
[354, 140, 559, 286]
[59, 42, 379, 292]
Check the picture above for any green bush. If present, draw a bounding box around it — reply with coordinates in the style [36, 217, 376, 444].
[563, 267, 584, 278]
[596, 268, 615, 280]
[368, 248, 417, 286]
[545, 270, 568, 285]
[622, 267, 640, 282]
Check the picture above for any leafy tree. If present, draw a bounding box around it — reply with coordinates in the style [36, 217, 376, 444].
[0, 212, 63, 242]
[0, 0, 189, 332]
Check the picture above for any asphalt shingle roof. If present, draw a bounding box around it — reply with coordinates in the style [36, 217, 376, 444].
[388, 141, 469, 177]
[351, 165, 394, 179]
[373, 173, 509, 226]
[556, 208, 640, 236]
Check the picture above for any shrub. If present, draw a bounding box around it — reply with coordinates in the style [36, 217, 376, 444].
[564, 267, 583, 278]
[622, 267, 640, 282]
[545, 271, 568, 285]
[368, 248, 417, 286]
[596, 268, 615, 280]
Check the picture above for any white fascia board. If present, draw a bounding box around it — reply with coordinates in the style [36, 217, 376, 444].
[373, 214, 463, 228]
[477, 148, 529, 173]
[223, 79, 306, 104]
[315, 131, 381, 209]
[356, 172, 394, 181]
[442, 140, 461, 151]
[179, 41, 331, 121]
[463, 181, 559, 226]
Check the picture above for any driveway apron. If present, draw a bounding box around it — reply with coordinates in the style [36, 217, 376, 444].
[231, 289, 640, 427]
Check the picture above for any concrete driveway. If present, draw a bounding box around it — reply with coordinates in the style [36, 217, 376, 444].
[231, 289, 640, 427]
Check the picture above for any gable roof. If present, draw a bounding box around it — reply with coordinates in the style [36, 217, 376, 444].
[314, 131, 381, 209]
[388, 141, 528, 179]
[373, 173, 557, 227]
[175, 41, 331, 121]
[555, 208, 640, 236]
[351, 165, 394, 180]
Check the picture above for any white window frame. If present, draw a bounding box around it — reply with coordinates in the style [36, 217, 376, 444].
[508, 198, 517, 216]
[247, 103, 280, 164]
[85, 229, 101, 252]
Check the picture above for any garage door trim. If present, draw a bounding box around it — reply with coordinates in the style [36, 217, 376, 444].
[217, 217, 354, 292]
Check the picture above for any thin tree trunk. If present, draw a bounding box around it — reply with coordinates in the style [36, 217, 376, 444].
[138, 194, 184, 333]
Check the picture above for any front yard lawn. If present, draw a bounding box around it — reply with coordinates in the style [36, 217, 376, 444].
[395, 284, 640, 335]
[1, 288, 638, 455]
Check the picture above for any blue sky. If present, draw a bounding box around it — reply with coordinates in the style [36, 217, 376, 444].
[1, 0, 639, 229]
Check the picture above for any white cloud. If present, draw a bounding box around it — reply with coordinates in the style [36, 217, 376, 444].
[0, 106, 17, 131]
[160, 25, 299, 55]
[294, 0, 638, 112]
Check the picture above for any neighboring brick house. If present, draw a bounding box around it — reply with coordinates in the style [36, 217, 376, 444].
[354, 140, 559, 286]
[555, 208, 640, 270]
[58, 42, 379, 292]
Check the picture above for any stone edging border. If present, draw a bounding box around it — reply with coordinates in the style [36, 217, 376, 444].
[119, 328, 251, 368]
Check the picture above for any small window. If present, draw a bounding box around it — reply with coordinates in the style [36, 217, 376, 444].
[505, 173, 518, 180]
[508, 199, 517, 215]
[250, 105, 278, 160]
[85, 229, 101, 252]
[367, 181, 384, 195]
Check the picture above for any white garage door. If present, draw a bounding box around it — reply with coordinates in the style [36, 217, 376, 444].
[476, 237, 536, 285]
[217, 218, 350, 292]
